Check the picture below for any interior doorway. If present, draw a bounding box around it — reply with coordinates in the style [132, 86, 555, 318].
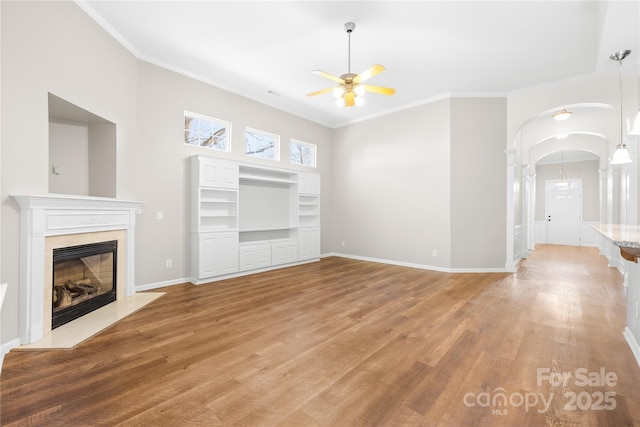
[545, 179, 582, 246]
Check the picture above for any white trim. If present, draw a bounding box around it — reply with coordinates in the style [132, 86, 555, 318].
[544, 178, 583, 246]
[1, 338, 22, 373]
[136, 277, 192, 292]
[191, 258, 320, 285]
[12, 195, 142, 345]
[325, 253, 507, 273]
[74, 1, 142, 57]
[623, 327, 640, 368]
[333, 92, 507, 129]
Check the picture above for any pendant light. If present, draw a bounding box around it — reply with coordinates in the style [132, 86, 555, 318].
[610, 49, 632, 165]
[629, 64, 640, 136]
[559, 151, 568, 182]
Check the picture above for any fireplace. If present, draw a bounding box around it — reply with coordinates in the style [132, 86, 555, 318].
[12, 194, 143, 345]
[52, 240, 118, 329]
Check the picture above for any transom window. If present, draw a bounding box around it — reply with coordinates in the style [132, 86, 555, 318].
[548, 180, 579, 190]
[290, 139, 317, 167]
[245, 127, 280, 160]
[184, 111, 231, 151]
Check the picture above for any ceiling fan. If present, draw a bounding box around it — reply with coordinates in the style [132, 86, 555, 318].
[306, 22, 395, 107]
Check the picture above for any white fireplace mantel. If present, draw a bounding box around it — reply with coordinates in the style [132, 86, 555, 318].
[13, 194, 143, 344]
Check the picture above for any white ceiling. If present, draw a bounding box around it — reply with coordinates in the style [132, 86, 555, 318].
[78, 1, 639, 129]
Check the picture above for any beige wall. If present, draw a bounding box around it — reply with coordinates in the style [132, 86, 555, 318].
[450, 97, 507, 269]
[1, 1, 138, 346]
[134, 61, 333, 286]
[49, 121, 89, 195]
[332, 100, 453, 267]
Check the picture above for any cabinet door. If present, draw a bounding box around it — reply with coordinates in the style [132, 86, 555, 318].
[309, 227, 321, 258]
[198, 232, 239, 278]
[298, 228, 311, 259]
[299, 227, 320, 260]
[272, 240, 297, 265]
[199, 158, 239, 189]
[239, 244, 271, 271]
[285, 242, 298, 263]
[299, 173, 321, 195]
[271, 242, 287, 266]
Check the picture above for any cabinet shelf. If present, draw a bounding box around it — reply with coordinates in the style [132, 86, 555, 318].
[239, 226, 296, 232]
[239, 174, 297, 185]
[239, 164, 297, 185]
[201, 199, 236, 203]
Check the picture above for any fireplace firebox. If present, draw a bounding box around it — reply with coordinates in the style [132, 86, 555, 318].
[52, 240, 117, 329]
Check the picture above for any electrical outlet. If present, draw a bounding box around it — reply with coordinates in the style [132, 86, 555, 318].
[166, 259, 172, 268]
[156, 211, 164, 220]
[341, 241, 346, 247]
[432, 249, 438, 257]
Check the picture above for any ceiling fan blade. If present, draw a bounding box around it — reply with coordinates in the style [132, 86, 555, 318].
[353, 64, 385, 84]
[312, 70, 345, 84]
[344, 92, 356, 107]
[363, 84, 396, 96]
[306, 87, 336, 97]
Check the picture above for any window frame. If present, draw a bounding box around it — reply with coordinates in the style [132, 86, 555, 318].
[184, 111, 231, 152]
[244, 127, 280, 161]
[289, 138, 317, 168]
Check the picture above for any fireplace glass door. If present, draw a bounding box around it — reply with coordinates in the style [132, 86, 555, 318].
[52, 240, 117, 329]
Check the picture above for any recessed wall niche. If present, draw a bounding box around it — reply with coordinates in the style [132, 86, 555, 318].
[48, 93, 116, 198]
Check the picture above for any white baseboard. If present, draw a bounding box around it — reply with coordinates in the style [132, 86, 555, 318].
[190, 258, 320, 285]
[136, 277, 192, 292]
[325, 252, 507, 273]
[623, 327, 640, 368]
[1, 337, 22, 373]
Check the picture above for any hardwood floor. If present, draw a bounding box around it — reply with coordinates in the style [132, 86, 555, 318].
[2, 245, 639, 426]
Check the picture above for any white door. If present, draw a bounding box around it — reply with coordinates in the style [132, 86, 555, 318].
[545, 180, 582, 246]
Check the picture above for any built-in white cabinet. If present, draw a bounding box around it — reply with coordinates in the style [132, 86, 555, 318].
[198, 157, 239, 189]
[298, 227, 321, 260]
[191, 155, 320, 283]
[298, 194, 320, 227]
[271, 239, 298, 265]
[193, 231, 239, 278]
[239, 243, 271, 271]
[298, 172, 321, 195]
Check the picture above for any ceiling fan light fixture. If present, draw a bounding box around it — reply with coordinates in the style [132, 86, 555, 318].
[306, 22, 395, 107]
[552, 109, 572, 121]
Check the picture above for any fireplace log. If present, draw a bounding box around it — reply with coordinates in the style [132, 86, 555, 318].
[53, 279, 100, 309]
[54, 285, 73, 308]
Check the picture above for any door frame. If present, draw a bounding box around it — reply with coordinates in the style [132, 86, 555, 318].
[544, 178, 583, 246]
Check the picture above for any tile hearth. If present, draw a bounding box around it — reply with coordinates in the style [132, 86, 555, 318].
[17, 292, 164, 350]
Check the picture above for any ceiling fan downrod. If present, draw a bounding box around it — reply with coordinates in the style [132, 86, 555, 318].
[345, 22, 355, 75]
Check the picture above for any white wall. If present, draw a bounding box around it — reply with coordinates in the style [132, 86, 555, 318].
[1, 1, 138, 347]
[134, 61, 333, 286]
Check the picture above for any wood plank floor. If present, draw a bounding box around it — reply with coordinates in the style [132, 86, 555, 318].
[2, 245, 639, 426]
